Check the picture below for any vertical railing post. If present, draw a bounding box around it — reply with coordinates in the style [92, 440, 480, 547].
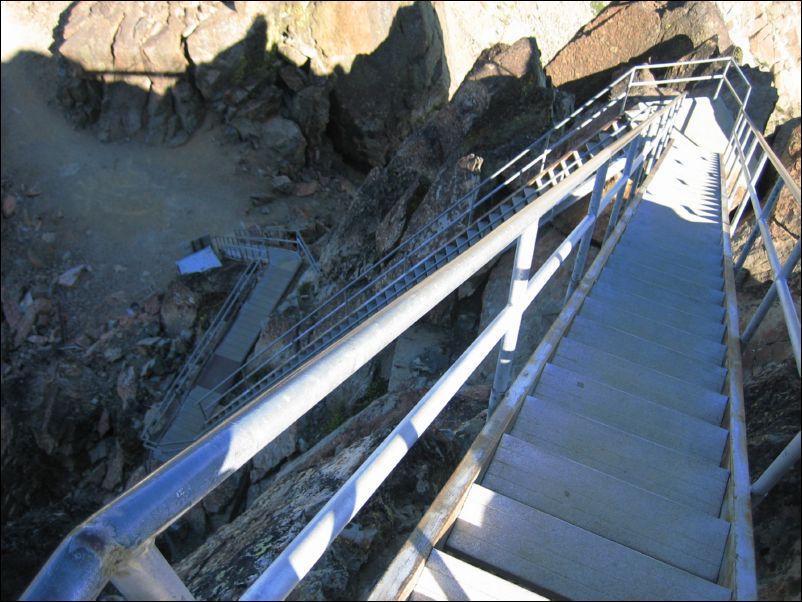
[603, 136, 641, 244]
[727, 131, 759, 200]
[735, 179, 784, 272]
[565, 159, 610, 304]
[488, 222, 539, 415]
[741, 239, 802, 349]
[724, 110, 747, 179]
[751, 432, 802, 508]
[731, 150, 769, 235]
[620, 68, 637, 115]
[110, 541, 194, 601]
[714, 60, 731, 100]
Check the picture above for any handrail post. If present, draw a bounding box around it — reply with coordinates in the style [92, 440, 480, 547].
[603, 136, 641, 243]
[731, 150, 769, 235]
[565, 158, 610, 303]
[488, 222, 539, 415]
[714, 61, 731, 100]
[751, 432, 802, 508]
[620, 68, 636, 115]
[735, 179, 784, 272]
[741, 239, 802, 350]
[110, 541, 194, 601]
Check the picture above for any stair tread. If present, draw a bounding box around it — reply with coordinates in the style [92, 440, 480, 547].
[485, 434, 730, 581]
[614, 238, 723, 273]
[448, 484, 731, 601]
[578, 297, 726, 362]
[588, 283, 726, 341]
[553, 338, 727, 424]
[412, 549, 546, 602]
[601, 260, 724, 301]
[566, 315, 727, 390]
[592, 276, 725, 321]
[605, 252, 724, 290]
[535, 364, 728, 462]
[597, 268, 724, 316]
[511, 396, 728, 515]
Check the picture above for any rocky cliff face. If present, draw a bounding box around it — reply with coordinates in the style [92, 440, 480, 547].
[53, 1, 597, 167]
[716, 1, 802, 136]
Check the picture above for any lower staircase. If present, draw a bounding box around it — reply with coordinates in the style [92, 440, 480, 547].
[151, 247, 302, 460]
[412, 138, 736, 600]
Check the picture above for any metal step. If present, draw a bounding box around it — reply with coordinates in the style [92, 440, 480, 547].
[578, 296, 727, 363]
[534, 364, 728, 462]
[553, 338, 728, 425]
[605, 252, 724, 291]
[510, 397, 729, 515]
[411, 549, 545, 601]
[448, 484, 731, 601]
[619, 229, 723, 264]
[566, 316, 727, 390]
[592, 275, 725, 321]
[588, 283, 726, 342]
[484, 434, 730, 580]
[614, 237, 723, 273]
[601, 259, 724, 301]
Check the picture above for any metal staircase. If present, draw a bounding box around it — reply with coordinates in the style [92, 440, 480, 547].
[172, 98, 664, 440]
[23, 58, 801, 602]
[143, 230, 306, 460]
[412, 137, 735, 601]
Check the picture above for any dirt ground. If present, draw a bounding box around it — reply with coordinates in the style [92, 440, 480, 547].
[1, 1, 340, 338]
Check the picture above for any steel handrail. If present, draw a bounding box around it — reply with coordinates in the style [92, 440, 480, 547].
[22, 86, 680, 602]
[179, 96, 645, 430]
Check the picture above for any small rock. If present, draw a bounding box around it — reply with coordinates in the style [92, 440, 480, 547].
[102, 441, 124, 491]
[250, 191, 276, 206]
[293, 181, 319, 197]
[1, 286, 22, 331]
[103, 347, 123, 363]
[142, 293, 161, 315]
[19, 291, 34, 313]
[271, 175, 294, 194]
[140, 357, 165, 378]
[2, 194, 17, 217]
[160, 281, 198, 337]
[22, 184, 42, 197]
[279, 65, 307, 92]
[97, 408, 111, 438]
[41, 232, 56, 244]
[116, 365, 138, 406]
[89, 439, 111, 464]
[13, 298, 51, 348]
[136, 336, 163, 349]
[58, 264, 90, 287]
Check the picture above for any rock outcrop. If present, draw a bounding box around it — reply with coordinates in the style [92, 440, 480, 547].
[546, 1, 733, 105]
[318, 37, 572, 285]
[716, 1, 802, 136]
[53, 1, 598, 165]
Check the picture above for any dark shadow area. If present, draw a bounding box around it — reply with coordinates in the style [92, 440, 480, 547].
[0, 4, 453, 600]
[327, 1, 450, 170]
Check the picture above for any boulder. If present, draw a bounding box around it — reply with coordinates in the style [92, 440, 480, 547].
[56, 1, 206, 145]
[546, 1, 732, 104]
[319, 37, 571, 284]
[160, 281, 198, 337]
[327, 2, 450, 168]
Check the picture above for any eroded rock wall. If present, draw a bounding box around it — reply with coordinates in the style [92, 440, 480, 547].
[53, 1, 598, 167]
